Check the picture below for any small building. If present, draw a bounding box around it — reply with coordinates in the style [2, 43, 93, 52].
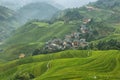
[65, 35, 71, 40]
[85, 6, 95, 11]
[19, 53, 25, 59]
[83, 18, 91, 24]
[72, 40, 80, 48]
[80, 39, 86, 43]
[80, 25, 88, 33]
[80, 39, 88, 48]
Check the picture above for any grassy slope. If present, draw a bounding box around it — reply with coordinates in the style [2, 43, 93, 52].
[79, 6, 120, 42]
[6, 21, 77, 44]
[0, 21, 78, 60]
[103, 23, 120, 40]
[0, 50, 120, 80]
[91, 23, 120, 44]
[79, 8, 113, 22]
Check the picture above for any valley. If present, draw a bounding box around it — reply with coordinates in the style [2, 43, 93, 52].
[0, 0, 120, 80]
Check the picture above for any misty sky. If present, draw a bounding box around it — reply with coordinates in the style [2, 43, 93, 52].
[53, 0, 97, 8]
[0, 0, 98, 9]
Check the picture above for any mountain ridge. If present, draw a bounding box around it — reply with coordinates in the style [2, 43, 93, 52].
[15, 2, 60, 24]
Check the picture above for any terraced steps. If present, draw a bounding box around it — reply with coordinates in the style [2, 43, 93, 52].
[0, 50, 120, 80]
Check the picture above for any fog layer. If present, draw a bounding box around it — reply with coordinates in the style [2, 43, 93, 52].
[0, 0, 97, 10]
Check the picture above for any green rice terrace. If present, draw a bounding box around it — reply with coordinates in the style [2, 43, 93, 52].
[0, 50, 120, 80]
[0, 0, 120, 80]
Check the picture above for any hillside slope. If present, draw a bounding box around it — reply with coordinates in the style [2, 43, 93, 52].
[2, 0, 120, 60]
[95, 0, 120, 11]
[0, 50, 120, 80]
[0, 6, 18, 44]
[1, 21, 78, 60]
[6, 21, 77, 44]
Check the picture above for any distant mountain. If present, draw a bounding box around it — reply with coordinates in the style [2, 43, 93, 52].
[0, 0, 64, 10]
[15, 2, 60, 23]
[0, 6, 18, 43]
[0, 1, 22, 10]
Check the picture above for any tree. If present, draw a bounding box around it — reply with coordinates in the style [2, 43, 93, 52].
[32, 49, 40, 56]
[14, 72, 34, 80]
[63, 10, 83, 23]
[95, 39, 120, 50]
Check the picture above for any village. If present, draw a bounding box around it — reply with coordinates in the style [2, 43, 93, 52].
[43, 18, 92, 52]
[19, 18, 92, 57]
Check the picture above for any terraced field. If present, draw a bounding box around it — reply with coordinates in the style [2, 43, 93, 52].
[0, 50, 120, 80]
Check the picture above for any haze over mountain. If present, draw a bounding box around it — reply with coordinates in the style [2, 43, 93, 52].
[0, 0, 97, 10]
[15, 2, 59, 23]
[0, 1, 60, 42]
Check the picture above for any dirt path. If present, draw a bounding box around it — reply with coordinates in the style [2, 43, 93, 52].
[47, 61, 51, 70]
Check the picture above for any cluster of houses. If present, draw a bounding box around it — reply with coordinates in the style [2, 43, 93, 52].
[20, 18, 92, 57]
[43, 23, 90, 52]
